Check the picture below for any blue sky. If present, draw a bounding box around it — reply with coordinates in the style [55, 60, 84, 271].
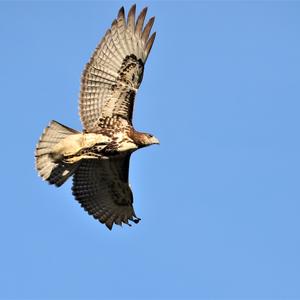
[1, 1, 300, 299]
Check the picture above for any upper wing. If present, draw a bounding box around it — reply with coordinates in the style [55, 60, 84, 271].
[80, 5, 156, 131]
[72, 155, 140, 229]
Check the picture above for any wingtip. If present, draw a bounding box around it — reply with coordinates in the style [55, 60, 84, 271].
[105, 223, 113, 230]
[133, 217, 141, 224]
[127, 4, 136, 29]
[142, 15, 155, 43]
[139, 6, 148, 22]
[141, 6, 148, 15]
[149, 16, 156, 28]
[129, 3, 136, 13]
[128, 4, 136, 18]
[145, 31, 156, 58]
[135, 6, 148, 36]
[118, 6, 125, 19]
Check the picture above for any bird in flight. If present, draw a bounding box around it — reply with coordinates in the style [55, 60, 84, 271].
[35, 5, 159, 230]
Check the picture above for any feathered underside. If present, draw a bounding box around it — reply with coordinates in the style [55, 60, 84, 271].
[80, 4, 156, 132]
[72, 156, 140, 229]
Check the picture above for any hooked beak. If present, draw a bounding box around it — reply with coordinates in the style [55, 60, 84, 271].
[151, 136, 160, 145]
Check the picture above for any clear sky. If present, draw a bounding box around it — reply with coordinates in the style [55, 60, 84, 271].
[1, 1, 300, 299]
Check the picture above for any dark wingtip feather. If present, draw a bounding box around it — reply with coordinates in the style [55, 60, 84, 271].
[127, 4, 136, 30]
[118, 6, 125, 19]
[142, 16, 155, 44]
[145, 32, 156, 58]
[135, 6, 148, 36]
[132, 217, 141, 224]
[128, 4, 136, 17]
[105, 222, 113, 230]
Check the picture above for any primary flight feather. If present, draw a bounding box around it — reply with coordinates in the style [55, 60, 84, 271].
[35, 5, 159, 230]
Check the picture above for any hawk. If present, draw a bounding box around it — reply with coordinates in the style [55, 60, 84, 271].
[35, 5, 159, 230]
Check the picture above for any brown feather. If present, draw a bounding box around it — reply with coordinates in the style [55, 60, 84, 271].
[142, 16, 155, 44]
[135, 7, 148, 37]
[145, 32, 156, 59]
[117, 6, 125, 22]
[127, 4, 136, 31]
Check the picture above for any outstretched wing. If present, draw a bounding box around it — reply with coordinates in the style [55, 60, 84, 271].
[72, 155, 140, 229]
[80, 5, 156, 131]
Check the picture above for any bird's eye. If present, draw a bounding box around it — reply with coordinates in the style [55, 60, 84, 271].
[148, 134, 153, 138]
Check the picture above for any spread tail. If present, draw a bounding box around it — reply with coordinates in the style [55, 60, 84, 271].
[35, 120, 80, 187]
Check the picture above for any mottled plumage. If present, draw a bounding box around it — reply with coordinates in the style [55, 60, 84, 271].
[35, 5, 159, 230]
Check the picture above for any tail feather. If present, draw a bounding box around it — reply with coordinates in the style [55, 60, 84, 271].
[35, 120, 80, 187]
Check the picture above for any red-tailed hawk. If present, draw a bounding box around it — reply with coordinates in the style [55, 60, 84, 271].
[35, 5, 159, 230]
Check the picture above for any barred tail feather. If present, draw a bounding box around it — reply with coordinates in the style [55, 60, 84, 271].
[35, 120, 80, 187]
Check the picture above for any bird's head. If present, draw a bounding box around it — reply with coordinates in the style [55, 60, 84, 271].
[134, 132, 160, 148]
[143, 133, 160, 146]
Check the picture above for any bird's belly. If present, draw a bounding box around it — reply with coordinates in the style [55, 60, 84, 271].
[51, 133, 111, 163]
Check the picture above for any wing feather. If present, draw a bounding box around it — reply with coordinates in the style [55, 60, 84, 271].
[79, 5, 156, 132]
[145, 32, 156, 59]
[135, 7, 147, 37]
[142, 16, 155, 45]
[110, 19, 126, 59]
[72, 156, 140, 230]
[127, 4, 136, 32]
